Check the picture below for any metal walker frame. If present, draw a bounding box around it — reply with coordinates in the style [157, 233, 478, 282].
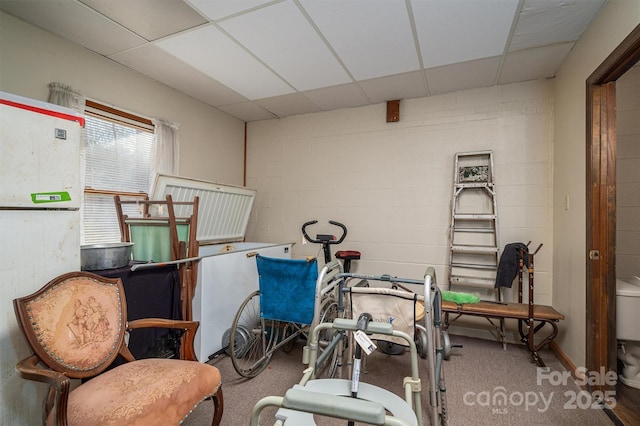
[250, 266, 448, 426]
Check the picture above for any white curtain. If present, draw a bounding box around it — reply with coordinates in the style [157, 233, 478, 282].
[150, 118, 180, 191]
[47, 82, 85, 113]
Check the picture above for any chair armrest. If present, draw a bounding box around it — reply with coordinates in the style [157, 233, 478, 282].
[16, 354, 70, 425]
[126, 319, 200, 361]
[16, 354, 70, 391]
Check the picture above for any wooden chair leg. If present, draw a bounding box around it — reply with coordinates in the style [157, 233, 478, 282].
[212, 388, 224, 426]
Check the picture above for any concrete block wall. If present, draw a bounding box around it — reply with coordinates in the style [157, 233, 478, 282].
[245, 79, 554, 306]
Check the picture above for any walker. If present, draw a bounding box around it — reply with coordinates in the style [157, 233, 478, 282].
[250, 266, 448, 426]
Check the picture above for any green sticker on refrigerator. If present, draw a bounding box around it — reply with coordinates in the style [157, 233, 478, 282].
[31, 192, 71, 203]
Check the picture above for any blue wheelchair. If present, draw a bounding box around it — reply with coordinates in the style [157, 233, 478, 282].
[228, 255, 343, 378]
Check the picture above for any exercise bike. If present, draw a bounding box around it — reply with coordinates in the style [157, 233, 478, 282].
[301, 220, 361, 273]
[299, 220, 366, 378]
[303, 220, 434, 358]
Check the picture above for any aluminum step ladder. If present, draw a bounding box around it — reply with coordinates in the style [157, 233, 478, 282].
[448, 150, 500, 291]
[447, 151, 506, 345]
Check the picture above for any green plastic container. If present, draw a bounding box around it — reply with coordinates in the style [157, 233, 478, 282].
[127, 219, 190, 262]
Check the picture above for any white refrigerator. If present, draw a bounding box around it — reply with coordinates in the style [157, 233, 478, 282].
[0, 91, 83, 425]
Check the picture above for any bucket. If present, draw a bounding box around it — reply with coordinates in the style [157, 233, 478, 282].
[81, 242, 134, 270]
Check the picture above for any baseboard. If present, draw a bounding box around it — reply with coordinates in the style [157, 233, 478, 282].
[549, 340, 585, 382]
[549, 341, 623, 425]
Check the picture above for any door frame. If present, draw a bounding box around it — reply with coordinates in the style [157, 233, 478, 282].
[586, 24, 640, 388]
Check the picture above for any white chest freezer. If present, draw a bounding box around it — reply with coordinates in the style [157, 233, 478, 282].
[193, 242, 292, 361]
[150, 174, 293, 361]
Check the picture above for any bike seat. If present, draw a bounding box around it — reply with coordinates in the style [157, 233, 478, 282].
[335, 250, 361, 261]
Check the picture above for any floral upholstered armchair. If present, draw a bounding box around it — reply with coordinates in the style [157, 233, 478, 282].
[13, 271, 223, 425]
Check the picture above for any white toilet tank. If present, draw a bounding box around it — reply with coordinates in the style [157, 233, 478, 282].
[616, 277, 640, 341]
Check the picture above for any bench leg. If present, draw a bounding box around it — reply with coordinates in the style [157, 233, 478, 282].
[483, 317, 507, 350]
[444, 311, 507, 350]
[518, 319, 559, 368]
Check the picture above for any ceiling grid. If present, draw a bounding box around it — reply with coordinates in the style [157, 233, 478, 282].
[0, 0, 607, 121]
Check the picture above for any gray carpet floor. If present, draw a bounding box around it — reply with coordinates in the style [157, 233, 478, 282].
[185, 334, 615, 425]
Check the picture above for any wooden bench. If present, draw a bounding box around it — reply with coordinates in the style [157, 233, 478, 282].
[443, 245, 564, 367]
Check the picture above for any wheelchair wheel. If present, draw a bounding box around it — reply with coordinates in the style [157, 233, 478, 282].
[229, 290, 278, 378]
[315, 297, 340, 378]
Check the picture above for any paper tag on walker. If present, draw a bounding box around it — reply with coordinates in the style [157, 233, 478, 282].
[354, 330, 377, 355]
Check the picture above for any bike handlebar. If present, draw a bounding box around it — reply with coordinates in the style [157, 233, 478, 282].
[301, 220, 347, 245]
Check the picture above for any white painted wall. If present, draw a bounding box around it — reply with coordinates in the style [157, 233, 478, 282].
[245, 81, 555, 311]
[616, 66, 640, 280]
[0, 12, 245, 425]
[553, 0, 640, 367]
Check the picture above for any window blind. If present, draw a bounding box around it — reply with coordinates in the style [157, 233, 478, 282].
[81, 111, 155, 244]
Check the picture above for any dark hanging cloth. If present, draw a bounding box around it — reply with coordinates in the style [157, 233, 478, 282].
[495, 243, 529, 288]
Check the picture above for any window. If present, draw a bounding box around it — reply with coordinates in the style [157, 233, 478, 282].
[82, 101, 155, 244]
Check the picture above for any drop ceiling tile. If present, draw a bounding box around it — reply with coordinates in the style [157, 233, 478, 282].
[359, 71, 427, 104]
[0, 0, 145, 55]
[510, 0, 606, 52]
[0, 0, 606, 122]
[219, 1, 351, 91]
[255, 93, 322, 118]
[426, 57, 500, 96]
[79, 0, 207, 41]
[303, 83, 370, 111]
[499, 43, 574, 85]
[218, 102, 277, 122]
[299, 0, 419, 81]
[155, 25, 294, 100]
[110, 44, 247, 107]
[412, 0, 519, 68]
[187, 0, 273, 21]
